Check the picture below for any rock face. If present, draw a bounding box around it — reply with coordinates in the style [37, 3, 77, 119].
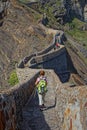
[39, 0, 87, 22]
[84, 4, 87, 22]
[1, 68, 87, 130]
[0, 71, 39, 130]
[66, 0, 87, 22]
[0, 0, 52, 88]
[0, 0, 9, 26]
[0, 0, 87, 88]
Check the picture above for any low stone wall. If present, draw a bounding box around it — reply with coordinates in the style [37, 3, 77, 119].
[28, 47, 69, 83]
[18, 54, 36, 68]
[17, 36, 55, 68]
[0, 72, 39, 130]
[29, 46, 65, 67]
[17, 32, 65, 69]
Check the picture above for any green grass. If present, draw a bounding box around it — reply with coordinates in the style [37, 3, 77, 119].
[18, 0, 42, 22]
[78, 51, 87, 64]
[18, 0, 31, 3]
[32, 13, 42, 21]
[70, 18, 84, 27]
[8, 70, 19, 86]
[56, 0, 62, 6]
[66, 41, 87, 65]
[38, 3, 57, 27]
[66, 18, 87, 49]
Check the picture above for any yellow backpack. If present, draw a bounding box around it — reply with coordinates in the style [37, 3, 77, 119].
[37, 78, 47, 94]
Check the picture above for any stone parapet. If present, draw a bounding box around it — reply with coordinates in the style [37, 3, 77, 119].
[0, 72, 39, 130]
[17, 36, 55, 68]
[29, 46, 65, 67]
[17, 32, 65, 68]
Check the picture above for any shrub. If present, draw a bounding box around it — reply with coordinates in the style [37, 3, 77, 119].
[8, 70, 19, 86]
[83, 43, 86, 46]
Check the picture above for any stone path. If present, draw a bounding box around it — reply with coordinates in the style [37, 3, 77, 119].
[17, 68, 87, 130]
[20, 71, 60, 130]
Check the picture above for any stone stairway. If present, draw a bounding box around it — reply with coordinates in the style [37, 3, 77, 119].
[20, 71, 60, 130]
[16, 68, 87, 130]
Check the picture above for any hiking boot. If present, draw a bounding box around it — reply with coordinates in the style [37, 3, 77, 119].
[39, 104, 47, 111]
[40, 104, 46, 108]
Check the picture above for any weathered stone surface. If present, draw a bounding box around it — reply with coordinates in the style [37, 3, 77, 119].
[66, 35, 87, 84]
[0, 110, 6, 130]
[0, 66, 87, 130]
[55, 85, 87, 130]
[0, 0, 53, 88]
[17, 69, 87, 130]
[0, 71, 39, 130]
[38, 0, 87, 22]
[19, 70, 61, 130]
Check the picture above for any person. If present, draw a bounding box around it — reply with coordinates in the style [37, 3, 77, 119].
[35, 70, 47, 110]
[54, 42, 60, 50]
[54, 33, 61, 50]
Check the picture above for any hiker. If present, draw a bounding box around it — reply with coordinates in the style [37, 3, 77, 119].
[54, 42, 60, 50]
[54, 33, 61, 50]
[35, 70, 47, 110]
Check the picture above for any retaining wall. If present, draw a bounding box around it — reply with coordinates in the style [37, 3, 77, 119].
[29, 47, 70, 83]
[17, 36, 56, 68]
[29, 47, 65, 66]
[0, 72, 39, 130]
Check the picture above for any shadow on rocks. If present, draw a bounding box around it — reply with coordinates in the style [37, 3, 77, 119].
[20, 91, 51, 130]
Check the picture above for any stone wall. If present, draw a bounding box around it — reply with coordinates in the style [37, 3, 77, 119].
[0, 72, 39, 130]
[17, 36, 56, 68]
[18, 45, 71, 83]
[29, 47, 71, 83]
[29, 47, 65, 66]
[55, 85, 87, 130]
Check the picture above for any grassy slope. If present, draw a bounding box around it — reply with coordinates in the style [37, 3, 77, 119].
[66, 18, 87, 48]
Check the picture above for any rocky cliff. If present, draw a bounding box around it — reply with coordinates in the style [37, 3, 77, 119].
[64, 0, 87, 22]
[0, 0, 87, 88]
[39, 0, 87, 23]
[0, 0, 52, 88]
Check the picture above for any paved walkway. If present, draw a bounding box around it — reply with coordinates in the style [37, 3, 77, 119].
[20, 71, 60, 130]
